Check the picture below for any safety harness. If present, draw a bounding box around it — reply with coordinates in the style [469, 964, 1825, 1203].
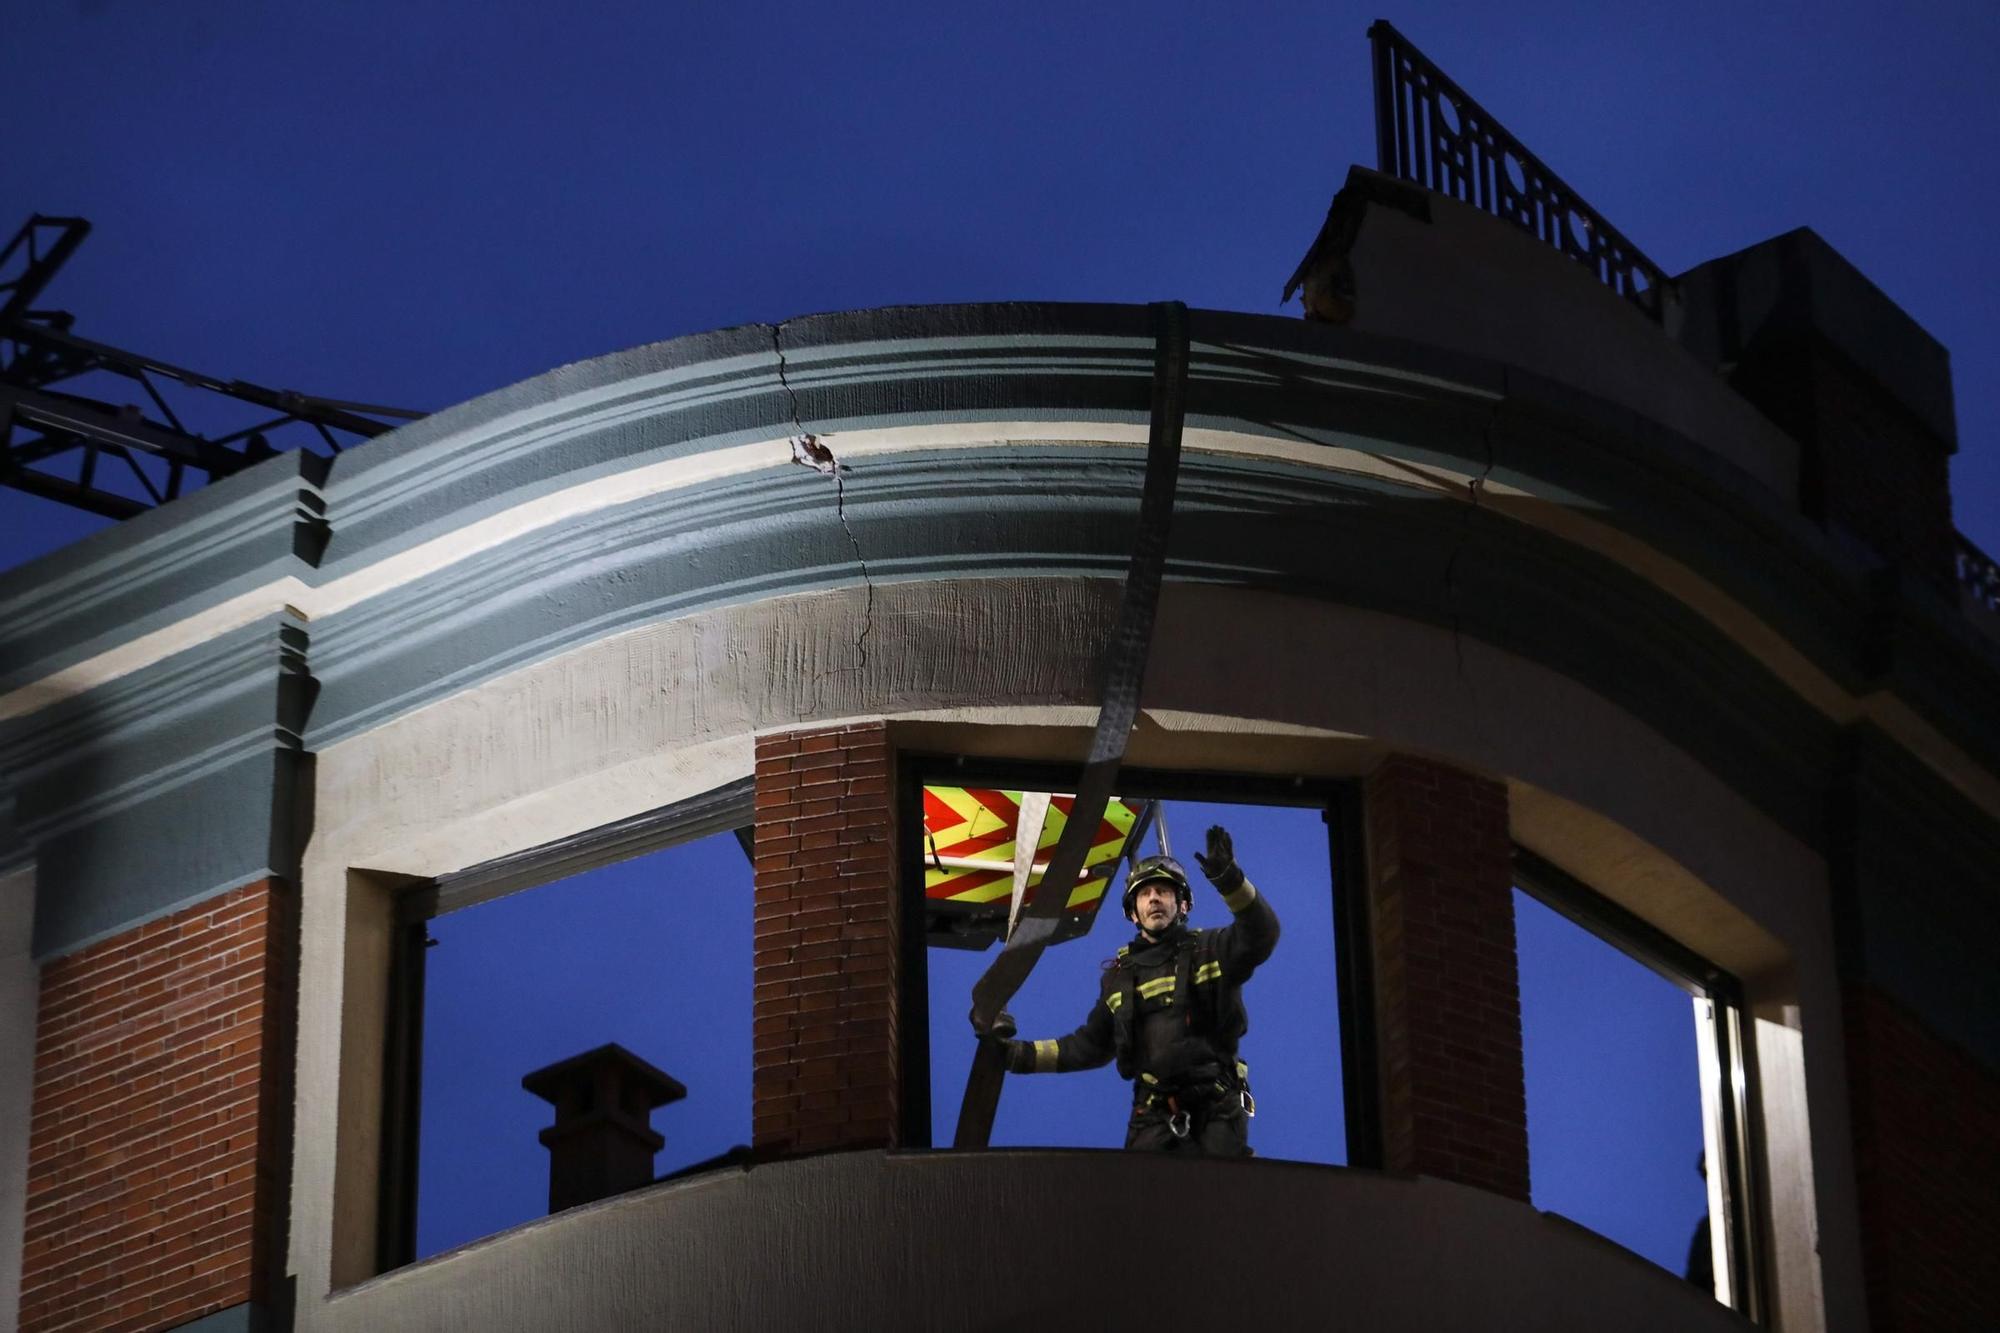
[1137, 1064, 1257, 1139]
[1108, 930, 1257, 1138]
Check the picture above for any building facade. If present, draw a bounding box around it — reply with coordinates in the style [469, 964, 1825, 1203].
[2, 168, 1996, 1330]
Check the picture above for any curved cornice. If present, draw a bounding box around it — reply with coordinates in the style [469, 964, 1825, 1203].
[7, 614, 311, 955]
[0, 450, 323, 698]
[301, 443, 1842, 806]
[0, 302, 1995, 826]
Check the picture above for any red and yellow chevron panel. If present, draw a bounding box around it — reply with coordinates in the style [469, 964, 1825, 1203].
[921, 786, 1143, 916]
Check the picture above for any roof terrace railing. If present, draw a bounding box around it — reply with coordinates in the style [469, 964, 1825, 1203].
[1368, 20, 1672, 322]
[1955, 532, 2000, 615]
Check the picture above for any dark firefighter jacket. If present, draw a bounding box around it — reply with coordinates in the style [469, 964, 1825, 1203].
[1005, 876, 1280, 1086]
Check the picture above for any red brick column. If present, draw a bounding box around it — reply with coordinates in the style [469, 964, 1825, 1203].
[1363, 755, 1529, 1201]
[19, 879, 295, 1333]
[1844, 984, 2000, 1330]
[751, 723, 901, 1155]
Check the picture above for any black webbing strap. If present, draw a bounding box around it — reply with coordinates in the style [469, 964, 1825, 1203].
[953, 300, 1191, 1149]
[1196, 929, 1222, 1033]
[1175, 931, 1198, 1032]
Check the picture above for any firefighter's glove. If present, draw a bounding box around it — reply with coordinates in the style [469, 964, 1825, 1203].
[1193, 824, 1245, 893]
[971, 1007, 1018, 1042]
[972, 1009, 1030, 1073]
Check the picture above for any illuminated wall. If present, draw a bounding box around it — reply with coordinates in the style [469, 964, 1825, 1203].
[2, 197, 1995, 1329]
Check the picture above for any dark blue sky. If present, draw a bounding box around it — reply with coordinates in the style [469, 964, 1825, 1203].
[8, 0, 1991, 1287]
[4, 3, 1998, 564]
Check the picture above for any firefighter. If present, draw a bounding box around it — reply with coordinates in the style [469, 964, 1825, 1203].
[976, 824, 1280, 1155]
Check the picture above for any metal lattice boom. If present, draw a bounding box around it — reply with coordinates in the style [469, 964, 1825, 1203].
[0, 213, 422, 519]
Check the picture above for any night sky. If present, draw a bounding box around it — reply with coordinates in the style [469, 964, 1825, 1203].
[8, 0, 1996, 1288]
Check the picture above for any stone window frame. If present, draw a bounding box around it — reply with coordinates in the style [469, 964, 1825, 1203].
[1512, 845, 1768, 1323]
[369, 777, 755, 1274]
[894, 754, 1381, 1166]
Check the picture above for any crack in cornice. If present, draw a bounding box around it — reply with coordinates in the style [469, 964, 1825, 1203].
[1442, 374, 1505, 742]
[772, 321, 876, 715]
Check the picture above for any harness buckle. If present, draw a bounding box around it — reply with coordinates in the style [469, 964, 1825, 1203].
[1240, 1089, 1257, 1118]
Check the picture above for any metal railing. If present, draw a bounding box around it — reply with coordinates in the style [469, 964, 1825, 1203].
[1368, 21, 1671, 322]
[1956, 532, 2000, 614]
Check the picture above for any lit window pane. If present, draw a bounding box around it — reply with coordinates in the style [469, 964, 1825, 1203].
[1515, 888, 1707, 1278]
[926, 795, 1346, 1164]
[414, 832, 751, 1259]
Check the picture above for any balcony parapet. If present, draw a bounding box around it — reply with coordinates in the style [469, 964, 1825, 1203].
[319, 1149, 1748, 1332]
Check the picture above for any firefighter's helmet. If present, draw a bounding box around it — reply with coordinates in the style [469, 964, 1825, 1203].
[1122, 854, 1193, 923]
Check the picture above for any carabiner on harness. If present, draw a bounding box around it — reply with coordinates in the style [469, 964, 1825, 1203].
[1168, 1107, 1192, 1139]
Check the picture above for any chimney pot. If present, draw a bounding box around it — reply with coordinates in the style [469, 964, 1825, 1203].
[522, 1042, 687, 1212]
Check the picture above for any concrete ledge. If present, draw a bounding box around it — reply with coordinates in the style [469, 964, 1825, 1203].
[318, 1148, 1747, 1332]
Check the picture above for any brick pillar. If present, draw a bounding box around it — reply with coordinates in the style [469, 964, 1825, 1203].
[1843, 984, 2000, 1330]
[1363, 755, 1529, 1201]
[751, 723, 900, 1155]
[20, 879, 296, 1333]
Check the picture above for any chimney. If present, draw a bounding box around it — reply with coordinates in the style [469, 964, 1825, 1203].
[522, 1043, 687, 1212]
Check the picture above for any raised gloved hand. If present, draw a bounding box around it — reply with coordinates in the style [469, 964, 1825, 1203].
[1192, 824, 1244, 892]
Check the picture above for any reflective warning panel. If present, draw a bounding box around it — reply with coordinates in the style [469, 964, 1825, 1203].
[921, 786, 1148, 950]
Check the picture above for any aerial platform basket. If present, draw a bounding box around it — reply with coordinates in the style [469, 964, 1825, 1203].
[921, 785, 1152, 950]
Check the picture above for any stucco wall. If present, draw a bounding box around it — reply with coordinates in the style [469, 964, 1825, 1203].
[289, 576, 1851, 1328]
[313, 1149, 1749, 1332]
[1338, 171, 1803, 505]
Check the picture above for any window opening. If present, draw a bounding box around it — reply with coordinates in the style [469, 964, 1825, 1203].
[907, 761, 1363, 1166]
[1514, 848, 1763, 1321]
[378, 786, 754, 1269]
